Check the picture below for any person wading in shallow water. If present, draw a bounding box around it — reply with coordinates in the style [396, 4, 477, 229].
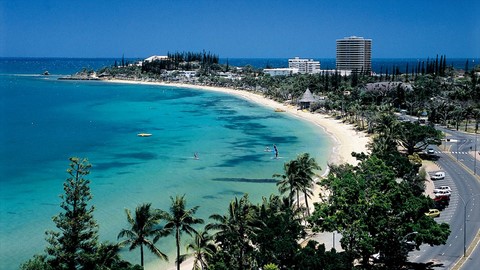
[273, 144, 278, 159]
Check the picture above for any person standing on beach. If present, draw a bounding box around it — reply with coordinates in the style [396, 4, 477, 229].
[273, 144, 278, 159]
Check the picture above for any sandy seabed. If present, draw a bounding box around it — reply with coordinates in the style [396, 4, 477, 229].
[106, 79, 370, 270]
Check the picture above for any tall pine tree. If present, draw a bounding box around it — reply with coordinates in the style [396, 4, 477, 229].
[45, 157, 99, 270]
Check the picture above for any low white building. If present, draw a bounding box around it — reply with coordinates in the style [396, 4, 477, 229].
[144, 55, 169, 62]
[320, 69, 352, 76]
[288, 57, 321, 74]
[263, 68, 299, 76]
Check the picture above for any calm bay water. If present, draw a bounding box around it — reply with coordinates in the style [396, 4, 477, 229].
[0, 59, 330, 269]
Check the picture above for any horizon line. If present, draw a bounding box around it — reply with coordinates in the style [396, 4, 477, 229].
[1, 56, 479, 60]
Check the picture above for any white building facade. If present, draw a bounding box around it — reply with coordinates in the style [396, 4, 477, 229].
[288, 57, 321, 74]
[336, 36, 372, 73]
[263, 68, 299, 77]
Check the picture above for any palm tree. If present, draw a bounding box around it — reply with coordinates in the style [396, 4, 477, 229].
[207, 194, 260, 270]
[254, 195, 305, 267]
[161, 195, 204, 270]
[186, 229, 217, 270]
[89, 242, 132, 270]
[296, 153, 321, 217]
[273, 159, 302, 209]
[117, 203, 169, 268]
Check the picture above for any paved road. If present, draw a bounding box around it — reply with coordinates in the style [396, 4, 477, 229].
[409, 127, 480, 270]
[461, 236, 480, 270]
[438, 126, 479, 176]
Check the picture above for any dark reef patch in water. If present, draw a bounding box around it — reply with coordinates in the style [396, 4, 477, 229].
[214, 154, 264, 167]
[93, 161, 140, 171]
[224, 122, 267, 131]
[219, 189, 245, 196]
[259, 134, 298, 144]
[115, 152, 158, 160]
[212, 177, 277, 183]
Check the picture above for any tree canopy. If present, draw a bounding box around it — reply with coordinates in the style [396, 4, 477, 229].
[309, 155, 450, 269]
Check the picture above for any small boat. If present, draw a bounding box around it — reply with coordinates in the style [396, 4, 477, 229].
[274, 108, 285, 112]
[43, 71, 50, 76]
[137, 133, 152, 137]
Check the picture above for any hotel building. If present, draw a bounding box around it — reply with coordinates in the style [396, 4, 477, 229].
[336, 36, 372, 72]
[288, 57, 321, 74]
[263, 68, 299, 77]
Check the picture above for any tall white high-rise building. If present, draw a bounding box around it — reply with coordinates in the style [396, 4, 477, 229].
[336, 36, 372, 72]
[288, 57, 321, 74]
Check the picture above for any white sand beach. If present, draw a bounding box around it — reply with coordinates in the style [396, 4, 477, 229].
[106, 79, 370, 270]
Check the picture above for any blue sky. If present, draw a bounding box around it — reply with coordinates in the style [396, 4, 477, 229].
[1, 0, 479, 58]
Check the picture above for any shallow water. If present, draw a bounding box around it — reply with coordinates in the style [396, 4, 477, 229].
[0, 73, 331, 268]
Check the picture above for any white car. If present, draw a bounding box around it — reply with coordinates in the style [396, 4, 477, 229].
[434, 186, 452, 193]
[434, 190, 451, 197]
[430, 171, 445, 180]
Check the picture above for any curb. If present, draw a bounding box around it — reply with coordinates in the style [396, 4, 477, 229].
[443, 151, 480, 183]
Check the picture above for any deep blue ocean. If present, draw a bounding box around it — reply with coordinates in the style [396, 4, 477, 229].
[0, 58, 332, 269]
[1, 57, 477, 76]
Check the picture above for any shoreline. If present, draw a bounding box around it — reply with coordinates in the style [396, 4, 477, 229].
[104, 79, 370, 270]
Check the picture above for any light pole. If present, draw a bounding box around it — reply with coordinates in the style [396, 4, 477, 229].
[401, 231, 418, 255]
[457, 140, 460, 161]
[333, 231, 335, 250]
[401, 232, 418, 244]
[475, 131, 477, 175]
[459, 194, 480, 257]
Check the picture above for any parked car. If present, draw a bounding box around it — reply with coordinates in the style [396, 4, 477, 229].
[433, 195, 449, 210]
[434, 200, 447, 210]
[434, 195, 450, 203]
[434, 186, 452, 193]
[434, 190, 451, 197]
[425, 209, 440, 218]
[435, 194, 451, 204]
[430, 171, 445, 180]
[427, 148, 435, 155]
[404, 240, 417, 251]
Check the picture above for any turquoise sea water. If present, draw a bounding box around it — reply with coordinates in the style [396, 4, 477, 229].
[0, 61, 331, 269]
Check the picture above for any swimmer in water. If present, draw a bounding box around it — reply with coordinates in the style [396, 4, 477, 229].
[194, 152, 199, 160]
[273, 144, 278, 159]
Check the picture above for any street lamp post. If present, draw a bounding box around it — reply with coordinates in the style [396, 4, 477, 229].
[457, 140, 460, 161]
[401, 231, 418, 242]
[459, 194, 480, 257]
[401, 231, 418, 255]
[474, 131, 477, 175]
